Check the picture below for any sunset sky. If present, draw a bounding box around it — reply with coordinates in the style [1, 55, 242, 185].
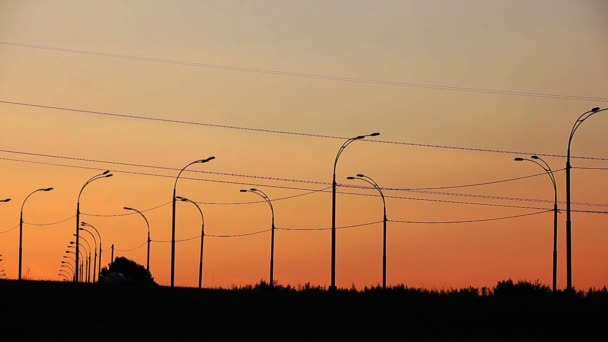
[1, 0, 607, 290]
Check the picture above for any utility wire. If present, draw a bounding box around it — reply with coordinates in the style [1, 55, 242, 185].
[0, 148, 564, 190]
[278, 220, 383, 231]
[1, 41, 605, 103]
[114, 241, 147, 252]
[23, 215, 74, 226]
[1, 156, 606, 213]
[0, 225, 18, 234]
[2, 100, 607, 161]
[2, 154, 606, 211]
[389, 209, 552, 224]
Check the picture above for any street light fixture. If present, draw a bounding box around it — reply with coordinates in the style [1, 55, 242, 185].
[80, 222, 102, 277]
[175, 196, 206, 289]
[123, 207, 151, 272]
[565, 106, 607, 290]
[19, 187, 54, 280]
[75, 170, 112, 283]
[514, 156, 558, 292]
[79, 227, 98, 282]
[347, 173, 388, 289]
[0, 198, 10, 202]
[72, 236, 91, 283]
[240, 188, 276, 288]
[330, 132, 379, 290]
[171, 156, 215, 288]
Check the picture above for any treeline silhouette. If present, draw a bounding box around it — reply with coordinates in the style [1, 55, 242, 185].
[0, 270, 605, 340]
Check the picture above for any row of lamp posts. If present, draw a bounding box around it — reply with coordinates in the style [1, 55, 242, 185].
[1, 106, 605, 291]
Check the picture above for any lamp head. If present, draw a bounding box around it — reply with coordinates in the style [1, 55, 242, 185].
[0, 198, 10, 202]
[346, 176, 355, 180]
[592, 107, 600, 112]
[531, 155, 539, 160]
[123, 206, 133, 211]
[43, 187, 54, 191]
[356, 173, 365, 177]
[80, 222, 87, 227]
[175, 196, 188, 202]
[239, 189, 248, 192]
[354, 135, 365, 140]
[203, 156, 216, 163]
[102, 170, 110, 175]
[105, 174, 113, 178]
[369, 132, 380, 137]
[250, 188, 257, 191]
[514, 157, 524, 161]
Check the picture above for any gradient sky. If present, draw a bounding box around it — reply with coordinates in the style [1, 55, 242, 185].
[0, 0, 607, 290]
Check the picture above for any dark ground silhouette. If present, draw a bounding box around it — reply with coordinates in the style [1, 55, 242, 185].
[0, 278, 606, 341]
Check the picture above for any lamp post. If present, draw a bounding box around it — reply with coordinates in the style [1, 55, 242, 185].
[71, 237, 91, 283]
[514, 156, 558, 292]
[175, 196, 206, 289]
[171, 156, 215, 288]
[66, 248, 83, 281]
[330, 132, 379, 291]
[75, 170, 112, 283]
[123, 207, 151, 272]
[19, 187, 54, 280]
[565, 106, 607, 290]
[240, 188, 275, 288]
[347, 174, 388, 289]
[79, 227, 98, 282]
[80, 222, 102, 277]
[61, 260, 75, 274]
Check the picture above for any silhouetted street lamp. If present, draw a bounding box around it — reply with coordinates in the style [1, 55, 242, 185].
[80, 222, 102, 277]
[347, 173, 388, 289]
[514, 155, 558, 292]
[19, 187, 53, 280]
[175, 196, 206, 289]
[171, 157, 215, 288]
[61, 260, 75, 274]
[80, 235, 93, 283]
[123, 207, 151, 272]
[565, 106, 607, 290]
[240, 188, 276, 288]
[79, 227, 98, 282]
[75, 170, 112, 283]
[331, 132, 379, 290]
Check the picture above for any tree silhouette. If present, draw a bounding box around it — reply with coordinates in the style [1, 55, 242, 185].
[98, 256, 157, 286]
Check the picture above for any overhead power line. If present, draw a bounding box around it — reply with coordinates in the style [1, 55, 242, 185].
[2, 150, 607, 209]
[1, 100, 607, 161]
[2, 156, 607, 214]
[1, 41, 606, 103]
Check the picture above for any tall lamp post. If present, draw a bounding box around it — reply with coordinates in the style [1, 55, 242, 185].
[175, 196, 206, 289]
[80, 222, 102, 277]
[330, 132, 379, 290]
[171, 156, 215, 288]
[75, 170, 112, 283]
[514, 156, 558, 292]
[565, 106, 607, 290]
[72, 237, 91, 283]
[347, 174, 388, 289]
[124, 207, 151, 272]
[19, 187, 53, 280]
[240, 188, 275, 288]
[79, 227, 98, 282]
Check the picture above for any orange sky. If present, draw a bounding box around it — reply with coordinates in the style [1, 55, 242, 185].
[1, 0, 607, 290]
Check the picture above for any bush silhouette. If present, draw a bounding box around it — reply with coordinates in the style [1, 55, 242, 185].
[493, 279, 551, 296]
[98, 256, 157, 286]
